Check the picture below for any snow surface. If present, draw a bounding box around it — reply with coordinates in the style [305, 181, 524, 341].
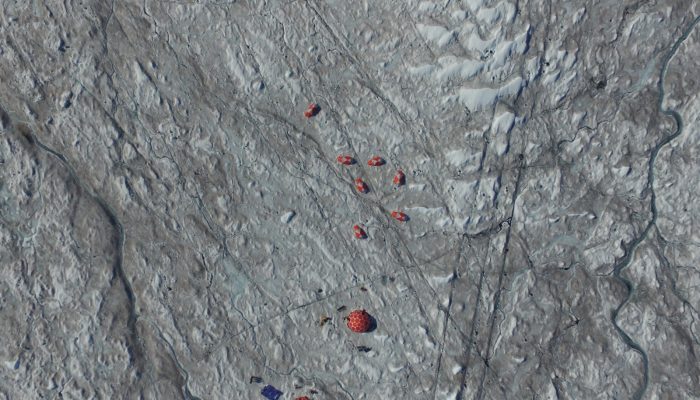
[0, 0, 700, 399]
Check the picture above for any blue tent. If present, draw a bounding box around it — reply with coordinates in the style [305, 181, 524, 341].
[261, 385, 283, 400]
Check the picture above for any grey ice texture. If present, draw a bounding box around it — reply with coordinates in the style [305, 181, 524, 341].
[0, 0, 699, 399]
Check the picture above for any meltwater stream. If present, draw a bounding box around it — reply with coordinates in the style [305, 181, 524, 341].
[610, 16, 700, 400]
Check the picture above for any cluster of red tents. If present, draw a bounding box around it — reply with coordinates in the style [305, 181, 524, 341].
[267, 103, 405, 399]
[304, 103, 411, 239]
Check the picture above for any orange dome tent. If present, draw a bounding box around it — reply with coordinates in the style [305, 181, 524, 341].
[346, 309, 374, 333]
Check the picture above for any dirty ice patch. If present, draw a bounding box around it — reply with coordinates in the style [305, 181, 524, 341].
[453, 77, 524, 111]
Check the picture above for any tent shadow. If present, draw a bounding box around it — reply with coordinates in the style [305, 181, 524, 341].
[366, 315, 378, 333]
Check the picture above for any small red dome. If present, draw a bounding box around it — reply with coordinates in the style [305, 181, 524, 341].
[304, 103, 320, 118]
[347, 309, 373, 333]
[367, 156, 385, 166]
